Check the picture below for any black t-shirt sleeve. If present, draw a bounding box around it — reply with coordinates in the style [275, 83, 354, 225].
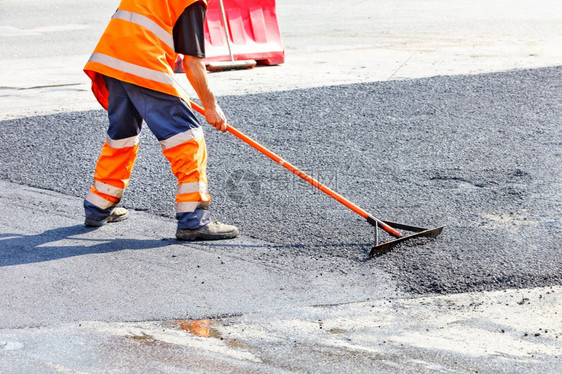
[173, 2, 206, 57]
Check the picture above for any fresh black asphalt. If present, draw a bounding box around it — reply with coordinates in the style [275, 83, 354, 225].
[1, 66, 560, 295]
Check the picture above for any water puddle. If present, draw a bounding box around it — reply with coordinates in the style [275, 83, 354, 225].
[172, 319, 220, 339]
[168, 319, 249, 350]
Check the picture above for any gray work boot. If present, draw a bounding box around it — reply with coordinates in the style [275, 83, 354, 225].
[85, 207, 129, 227]
[176, 221, 239, 241]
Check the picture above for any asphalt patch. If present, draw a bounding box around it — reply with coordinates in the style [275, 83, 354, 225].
[1, 66, 560, 295]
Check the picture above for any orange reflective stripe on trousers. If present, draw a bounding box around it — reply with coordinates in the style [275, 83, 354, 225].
[87, 139, 139, 209]
[87, 132, 209, 213]
[162, 136, 210, 213]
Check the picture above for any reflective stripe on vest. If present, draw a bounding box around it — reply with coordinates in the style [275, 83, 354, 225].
[112, 10, 174, 50]
[90, 53, 183, 94]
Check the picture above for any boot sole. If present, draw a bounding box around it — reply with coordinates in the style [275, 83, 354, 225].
[85, 212, 129, 227]
[176, 230, 238, 241]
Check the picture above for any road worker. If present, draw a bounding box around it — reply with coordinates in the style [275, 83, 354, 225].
[83, 0, 238, 241]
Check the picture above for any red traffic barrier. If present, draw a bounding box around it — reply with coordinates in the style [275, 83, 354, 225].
[205, 0, 284, 66]
[175, 0, 284, 72]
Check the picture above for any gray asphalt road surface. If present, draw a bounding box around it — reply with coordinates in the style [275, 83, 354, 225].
[1, 66, 560, 296]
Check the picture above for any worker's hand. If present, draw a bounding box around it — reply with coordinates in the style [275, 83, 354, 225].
[181, 55, 227, 133]
[205, 104, 227, 133]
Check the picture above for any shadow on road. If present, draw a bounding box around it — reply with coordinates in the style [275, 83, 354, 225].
[0, 225, 172, 267]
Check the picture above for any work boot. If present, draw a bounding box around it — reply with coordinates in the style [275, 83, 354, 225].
[85, 207, 129, 227]
[176, 221, 239, 241]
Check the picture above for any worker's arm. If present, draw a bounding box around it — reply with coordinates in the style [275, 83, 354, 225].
[182, 55, 227, 132]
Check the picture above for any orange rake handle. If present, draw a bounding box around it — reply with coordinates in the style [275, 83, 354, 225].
[190, 101, 403, 238]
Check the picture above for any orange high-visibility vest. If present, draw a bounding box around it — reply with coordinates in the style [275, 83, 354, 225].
[84, 0, 207, 110]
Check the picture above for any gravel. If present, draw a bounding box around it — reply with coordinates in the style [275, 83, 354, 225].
[1, 66, 560, 295]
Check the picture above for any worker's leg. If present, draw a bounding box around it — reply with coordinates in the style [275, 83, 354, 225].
[84, 76, 142, 225]
[117, 82, 211, 229]
[101, 80, 238, 239]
